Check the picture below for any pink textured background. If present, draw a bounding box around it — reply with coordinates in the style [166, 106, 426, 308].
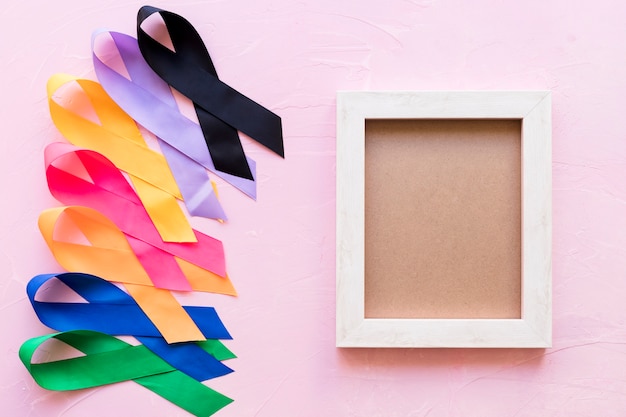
[2, 1, 626, 416]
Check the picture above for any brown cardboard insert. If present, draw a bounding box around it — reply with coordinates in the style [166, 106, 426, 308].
[364, 119, 522, 319]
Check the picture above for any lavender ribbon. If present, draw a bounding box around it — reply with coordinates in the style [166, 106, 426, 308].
[92, 30, 257, 215]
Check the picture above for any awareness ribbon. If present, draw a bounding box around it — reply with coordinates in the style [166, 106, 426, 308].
[137, 5, 284, 180]
[48, 73, 196, 242]
[92, 30, 258, 199]
[44, 142, 229, 288]
[20, 330, 233, 417]
[38, 204, 236, 343]
[27, 273, 234, 381]
[92, 30, 226, 221]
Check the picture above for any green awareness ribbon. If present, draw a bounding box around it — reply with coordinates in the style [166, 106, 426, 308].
[20, 330, 234, 416]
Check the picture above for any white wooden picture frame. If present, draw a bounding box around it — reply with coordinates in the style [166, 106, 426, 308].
[336, 91, 551, 348]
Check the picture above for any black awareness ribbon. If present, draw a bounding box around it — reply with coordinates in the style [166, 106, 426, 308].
[137, 5, 284, 180]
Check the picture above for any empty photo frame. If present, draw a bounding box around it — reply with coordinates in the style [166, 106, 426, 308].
[336, 91, 551, 348]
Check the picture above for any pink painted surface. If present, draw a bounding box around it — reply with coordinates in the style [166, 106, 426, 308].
[2, 1, 626, 416]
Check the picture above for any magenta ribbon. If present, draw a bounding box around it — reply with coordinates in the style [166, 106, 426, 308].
[45, 142, 227, 291]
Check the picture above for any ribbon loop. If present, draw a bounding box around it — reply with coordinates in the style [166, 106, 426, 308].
[92, 29, 228, 220]
[28, 273, 231, 339]
[93, 30, 258, 199]
[47, 74, 196, 242]
[28, 273, 235, 381]
[44, 142, 229, 283]
[20, 330, 233, 416]
[38, 203, 237, 294]
[38, 205, 236, 343]
[137, 6, 284, 180]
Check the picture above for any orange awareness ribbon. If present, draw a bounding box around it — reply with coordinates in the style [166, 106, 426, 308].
[38, 205, 236, 343]
[44, 142, 229, 285]
[40, 143, 237, 343]
[47, 73, 196, 243]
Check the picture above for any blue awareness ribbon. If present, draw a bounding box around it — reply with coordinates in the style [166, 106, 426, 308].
[27, 272, 235, 381]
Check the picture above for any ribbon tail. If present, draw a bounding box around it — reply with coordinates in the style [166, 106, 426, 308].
[158, 138, 227, 220]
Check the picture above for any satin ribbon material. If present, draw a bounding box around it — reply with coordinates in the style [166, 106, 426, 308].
[92, 30, 227, 221]
[28, 272, 231, 339]
[140, 337, 234, 382]
[47, 73, 196, 243]
[38, 205, 236, 343]
[93, 30, 257, 200]
[137, 6, 284, 180]
[27, 273, 235, 381]
[45, 142, 228, 285]
[20, 330, 233, 417]
[38, 204, 236, 294]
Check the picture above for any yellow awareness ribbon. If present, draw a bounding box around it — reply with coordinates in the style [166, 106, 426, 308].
[39, 205, 237, 343]
[47, 73, 196, 243]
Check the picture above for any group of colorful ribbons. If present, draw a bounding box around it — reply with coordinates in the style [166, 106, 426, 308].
[20, 5, 283, 416]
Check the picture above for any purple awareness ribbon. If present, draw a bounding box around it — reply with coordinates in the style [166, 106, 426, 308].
[92, 31, 258, 220]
